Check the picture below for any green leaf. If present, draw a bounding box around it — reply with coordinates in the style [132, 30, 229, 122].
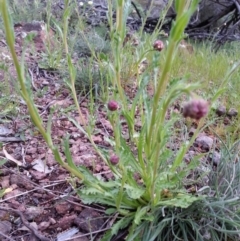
[99, 52, 108, 61]
[174, 0, 185, 16]
[0, 159, 7, 166]
[0, 189, 6, 198]
[190, 0, 200, 14]
[100, 230, 112, 241]
[52, 19, 63, 40]
[99, 180, 121, 189]
[137, 123, 146, 170]
[105, 208, 117, 215]
[67, 115, 87, 136]
[122, 111, 134, 135]
[78, 192, 115, 206]
[171, 144, 188, 172]
[170, 13, 190, 41]
[125, 184, 145, 200]
[134, 206, 149, 225]
[120, 136, 141, 172]
[63, 136, 77, 170]
[77, 165, 99, 184]
[111, 216, 133, 235]
[156, 194, 200, 208]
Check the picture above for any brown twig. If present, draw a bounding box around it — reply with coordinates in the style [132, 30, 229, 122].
[0, 206, 50, 241]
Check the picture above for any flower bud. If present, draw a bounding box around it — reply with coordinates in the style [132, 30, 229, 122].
[107, 100, 118, 111]
[183, 99, 208, 120]
[110, 154, 119, 165]
[153, 40, 164, 51]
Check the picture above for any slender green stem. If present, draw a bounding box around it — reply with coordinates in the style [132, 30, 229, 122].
[0, 0, 52, 145]
[147, 42, 176, 152]
[114, 0, 127, 108]
[62, 2, 87, 128]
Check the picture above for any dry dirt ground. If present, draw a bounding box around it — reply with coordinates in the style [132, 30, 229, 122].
[0, 22, 121, 241]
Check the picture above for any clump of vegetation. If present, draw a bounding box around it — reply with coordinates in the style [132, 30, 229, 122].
[1, 0, 240, 240]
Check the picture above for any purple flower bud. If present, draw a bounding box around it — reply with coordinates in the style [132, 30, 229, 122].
[107, 100, 119, 111]
[110, 154, 119, 165]
[183, 99, 209, 120]
[153, 40, 164, 52]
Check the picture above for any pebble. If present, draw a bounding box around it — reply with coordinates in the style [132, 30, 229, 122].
[209, 151, 221, 165]
[227, 108, 238, 117]
[184, 150, 195, 163]
[25, 207, 44, 221]
[55, 201, 72, 215]
[74, 208, 104, 233]
[216, 105, 226, 116]
[195, 135, 213, 151]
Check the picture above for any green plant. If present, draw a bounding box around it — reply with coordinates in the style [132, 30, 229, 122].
[0, 159, 7, 198]
[1, 0, 240, 240]
[0, 63, 18, 117]
[7, 0, 47, 23]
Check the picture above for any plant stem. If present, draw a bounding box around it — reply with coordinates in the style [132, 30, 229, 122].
[147, 42, 176, 152]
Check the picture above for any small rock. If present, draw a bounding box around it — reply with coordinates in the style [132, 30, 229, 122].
[79, 145, 88, 152]
[223, 117, 231, 125]
[38, 221, 50, 231]
[74, 208, 105, 233]
[0, 210, 9, 220]
[92, 135, 102, 144]
[4, 189, 22, 201]
[184, 150, 195, 163]
[25, 207, 44, 221]
[55, 201, 72, 215]
[80, 154, 97, 164]
[49, 217, 56, 224]
[189, 127, 196, 136]
[42, 79, 49, 85]
[26, 147, 37, 154]
[102, 165, 109, 171]
[10, 174, 34, 190]
[57, 214, 77, 230]
[1, 176, 10, 188]
[45, 149, 56, 166]
[195, 135, 213, 152]
[209, 152, 221, 166]
[227, 108, 238, 117]
[29, 170, 47, 180]
[216, 105, 226, 116]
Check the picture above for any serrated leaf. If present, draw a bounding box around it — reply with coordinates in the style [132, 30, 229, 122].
[120, 136, 141, 172]
[125, 184, 145, 199]
[156, 194, 200, 208]
[80, 187, 103, 195]
[100, 230, 112, 241]
[134, 206, 149, 225]
[78, 192, 115, 206]
[111, 216, 133, 236]
[77, 165, 99, 183]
